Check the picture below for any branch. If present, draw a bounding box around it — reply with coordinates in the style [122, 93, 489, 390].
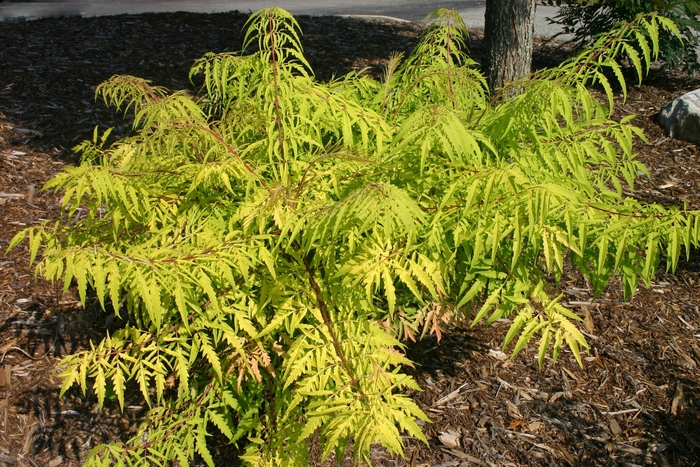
[172, 123, 270, 192]
[300, 245, 365, 397]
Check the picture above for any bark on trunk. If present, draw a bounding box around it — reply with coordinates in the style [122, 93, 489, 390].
[483, 0, 536, 95]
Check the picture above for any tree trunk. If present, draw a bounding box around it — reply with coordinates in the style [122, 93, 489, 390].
[483, 0, 536, 94]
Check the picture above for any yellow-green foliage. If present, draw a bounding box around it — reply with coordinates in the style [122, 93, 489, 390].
[8, 8, 699, 466]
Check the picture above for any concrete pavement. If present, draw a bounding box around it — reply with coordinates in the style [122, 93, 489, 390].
[0, 0, 566, 38]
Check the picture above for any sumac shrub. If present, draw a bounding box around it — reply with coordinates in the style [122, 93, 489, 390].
[9, 8, 700, 467]
[546, 0, 700, 73]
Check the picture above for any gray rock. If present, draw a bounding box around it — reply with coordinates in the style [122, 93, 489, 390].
[657, 89, 700, 145]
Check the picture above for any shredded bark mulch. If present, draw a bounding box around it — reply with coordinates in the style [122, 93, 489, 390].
[1, 10, 699, 467]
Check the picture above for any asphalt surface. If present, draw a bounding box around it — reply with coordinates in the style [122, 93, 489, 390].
[0, 0, 567, 37]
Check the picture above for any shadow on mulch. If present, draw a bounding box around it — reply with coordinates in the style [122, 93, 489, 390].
[0, 11, 424, 160]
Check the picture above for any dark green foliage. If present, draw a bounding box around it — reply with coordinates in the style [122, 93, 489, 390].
[7, 8, 700, 467]
[546, 0, 700, 73]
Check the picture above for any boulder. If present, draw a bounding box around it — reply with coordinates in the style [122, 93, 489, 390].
[657, 89, 700, 145]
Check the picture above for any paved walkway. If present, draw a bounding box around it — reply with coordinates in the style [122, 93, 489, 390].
[0, 0, 567, 38]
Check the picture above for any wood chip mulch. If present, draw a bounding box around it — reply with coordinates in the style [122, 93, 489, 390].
[1, 10, 699, 467]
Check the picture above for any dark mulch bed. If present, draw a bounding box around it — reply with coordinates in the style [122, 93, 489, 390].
[1, 10, 699, 467]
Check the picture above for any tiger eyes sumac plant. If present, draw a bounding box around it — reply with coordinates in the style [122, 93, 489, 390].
[546, 0, 700, 74]
[9, 7, 700, 466]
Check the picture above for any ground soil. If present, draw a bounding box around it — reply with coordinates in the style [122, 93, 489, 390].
[0, 10, 699, 467]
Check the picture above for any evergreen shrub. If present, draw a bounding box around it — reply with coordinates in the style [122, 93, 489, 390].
[9, 8, 700, 466]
